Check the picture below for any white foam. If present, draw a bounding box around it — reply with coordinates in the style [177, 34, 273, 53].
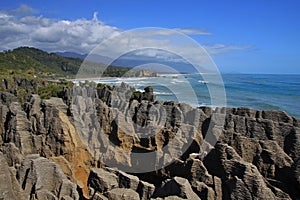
[154, 91, 173, 95]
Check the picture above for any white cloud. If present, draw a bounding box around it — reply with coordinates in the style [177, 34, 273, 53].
[204, 44, 251, 55]
[175, 28, 211, 35]
[0, 4, 250, 66]
[133, 28, 211, 37]
[0, 8, 120, 53]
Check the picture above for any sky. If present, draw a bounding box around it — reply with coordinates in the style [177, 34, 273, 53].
[0, 0, 300, 74]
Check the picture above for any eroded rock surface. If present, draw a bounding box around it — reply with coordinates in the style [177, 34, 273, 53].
[0, 80, 299, 200]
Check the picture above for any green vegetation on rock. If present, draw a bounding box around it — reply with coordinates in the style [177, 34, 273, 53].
[38, 81, 73, 99]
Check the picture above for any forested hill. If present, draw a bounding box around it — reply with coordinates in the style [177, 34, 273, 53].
[0, 47, 156, 78]
[0, 47, 81, 76]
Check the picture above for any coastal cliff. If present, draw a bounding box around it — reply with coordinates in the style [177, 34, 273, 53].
[0, 77, 299, 200]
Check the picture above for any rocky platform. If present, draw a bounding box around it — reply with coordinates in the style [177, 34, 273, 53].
[0, 78, 299, 200]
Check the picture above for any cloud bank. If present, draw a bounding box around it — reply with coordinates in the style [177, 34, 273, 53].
[0, 5, 250, 64]
[0, 8, 119, 53]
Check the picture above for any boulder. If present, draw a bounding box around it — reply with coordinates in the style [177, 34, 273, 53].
[153, 177, 200, 200]
[117, 170, 140, 191]
[88, 168, 119, 193]
[141, 86, 156, 102]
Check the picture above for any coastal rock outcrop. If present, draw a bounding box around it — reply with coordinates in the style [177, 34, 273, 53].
[18, 154, 79, 200]
[0, 152, 25, 200]
[0, 79, 299, 199]
[0, 152, 79, 200]
[0, 92, 94, 198]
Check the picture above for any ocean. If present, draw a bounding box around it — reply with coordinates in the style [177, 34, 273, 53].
[90, 74, 300, 119]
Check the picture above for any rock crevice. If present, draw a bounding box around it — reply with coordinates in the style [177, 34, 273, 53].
[0, 81, 299, 200]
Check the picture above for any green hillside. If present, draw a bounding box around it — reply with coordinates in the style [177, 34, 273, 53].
[0, 47, 156, 78]
[0, 47, 83, 76]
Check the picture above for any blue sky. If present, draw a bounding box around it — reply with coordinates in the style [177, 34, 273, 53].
[0, 0, 300, 73]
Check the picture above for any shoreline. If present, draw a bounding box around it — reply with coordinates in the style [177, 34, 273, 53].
[67, 74, 300, 119]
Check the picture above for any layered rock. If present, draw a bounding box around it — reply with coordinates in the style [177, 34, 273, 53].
[0, 93, 94, 198]
[0, 80, 299, 200]
[88, 167, 154, 200]
[0, 152, 24, 200]
[153, 177, 200, 200]
[18, 154, 79, 200]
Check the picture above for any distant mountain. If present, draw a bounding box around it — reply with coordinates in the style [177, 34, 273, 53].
[55, 48, 201, 74]
[61, 52, 199, 74]
[55, 51, 87, 59]
[110, 55, 198, 74]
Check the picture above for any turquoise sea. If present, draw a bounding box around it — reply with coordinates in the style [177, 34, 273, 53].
[93, 74, 300, 119]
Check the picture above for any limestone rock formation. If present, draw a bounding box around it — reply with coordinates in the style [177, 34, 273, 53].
[88, 168, 119, 193]
[153, 177, 200, 200]
[0, 91, 94, 199]
[0, 152, 25, 200]
[18, 154, 79, 200]
[88, 167, 157, 200]
[0, 79, 299, 200]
